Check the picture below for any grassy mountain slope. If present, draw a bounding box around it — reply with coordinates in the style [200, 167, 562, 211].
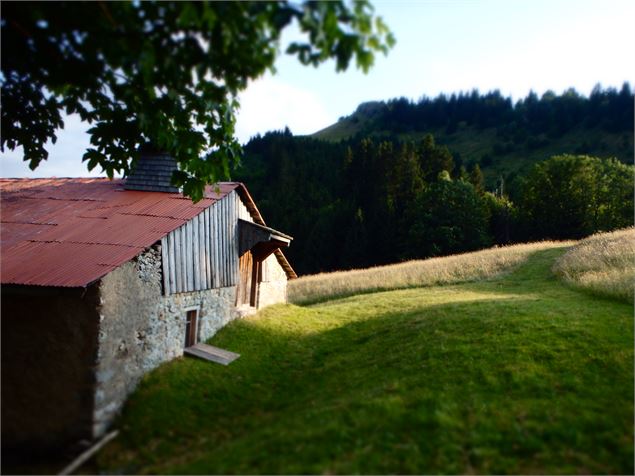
[311, 103, 633, 186]
[99, 242, 633, 474]
[553, 227, 635, 302]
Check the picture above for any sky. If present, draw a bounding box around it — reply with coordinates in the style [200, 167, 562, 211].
[2, 0, 634, 178]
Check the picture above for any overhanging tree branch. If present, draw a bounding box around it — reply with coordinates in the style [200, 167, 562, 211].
[1, 1, 395, 201]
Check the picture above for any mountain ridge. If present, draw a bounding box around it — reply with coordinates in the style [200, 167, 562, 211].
[308, 87, 634, 185]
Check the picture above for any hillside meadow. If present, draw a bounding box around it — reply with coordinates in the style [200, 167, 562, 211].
[553, 227, 634, 302]
[288, 240, 573, 305]
[98, 235, 634, 474]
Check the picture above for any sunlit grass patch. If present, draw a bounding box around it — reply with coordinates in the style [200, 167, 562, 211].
[98, 248, 633, 475]
[289, 241, 573, 305]
[553, 228, 634, 303]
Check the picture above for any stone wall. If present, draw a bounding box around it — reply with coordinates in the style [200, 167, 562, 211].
[2, 246, 291, 453]
[258, 280, 287, 308]
[257, 253, 288, 308]
[94, 244, 237, 437]
[1, 285, 100, 457]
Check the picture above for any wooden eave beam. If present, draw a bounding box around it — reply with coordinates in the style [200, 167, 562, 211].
[238, 219, 292, 257]
[251, 239, 289, 261]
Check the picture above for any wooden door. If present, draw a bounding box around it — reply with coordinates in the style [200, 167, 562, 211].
[238, 251, 260, 307]
[238, 251, 253, 306]
[185, 309, 198, 347]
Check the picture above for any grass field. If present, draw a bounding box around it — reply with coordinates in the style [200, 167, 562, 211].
[553, 228, 634, 303]
[288, 240, 572, 305]
[99, 242, 633, 474]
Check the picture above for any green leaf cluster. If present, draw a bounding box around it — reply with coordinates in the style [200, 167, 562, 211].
[1, 1, 393, 200]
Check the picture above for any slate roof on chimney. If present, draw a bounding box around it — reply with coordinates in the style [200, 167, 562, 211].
[124, 153, 179, 193]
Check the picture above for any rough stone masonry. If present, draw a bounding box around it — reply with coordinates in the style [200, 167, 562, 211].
[94, 244, 238, 437]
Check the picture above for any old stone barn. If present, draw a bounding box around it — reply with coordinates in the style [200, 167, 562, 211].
[0, 161, 295, 457]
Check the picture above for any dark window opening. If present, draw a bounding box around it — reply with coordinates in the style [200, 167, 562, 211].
[184, 309, 198, 348]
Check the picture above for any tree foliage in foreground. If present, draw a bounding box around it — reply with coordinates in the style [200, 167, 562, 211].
[1, 1, 394, 200]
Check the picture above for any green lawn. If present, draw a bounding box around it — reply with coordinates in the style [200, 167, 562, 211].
[100, 247, 634, 474]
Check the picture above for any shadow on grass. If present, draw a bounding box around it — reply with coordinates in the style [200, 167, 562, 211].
[101, 248, 633, 474]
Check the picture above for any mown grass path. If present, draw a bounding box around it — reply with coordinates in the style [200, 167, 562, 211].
[101, 247, 633, 474]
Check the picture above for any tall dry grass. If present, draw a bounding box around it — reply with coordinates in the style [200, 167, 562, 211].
[288, 241, 571, 305]
[553, 228, 634, 303]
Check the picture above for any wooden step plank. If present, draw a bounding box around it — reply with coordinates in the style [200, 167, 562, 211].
[184, 343, 240, 365]
[194, 343, 240, 360]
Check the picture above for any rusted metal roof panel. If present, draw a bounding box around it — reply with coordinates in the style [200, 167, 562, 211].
[0, 178, 297, 286]
[2, 241, 141, 287]
[1, 218, 56, 243]
[0, 178, 240, 287]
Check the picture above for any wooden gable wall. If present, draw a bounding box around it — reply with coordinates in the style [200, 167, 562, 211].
[160, 190, 253, 294]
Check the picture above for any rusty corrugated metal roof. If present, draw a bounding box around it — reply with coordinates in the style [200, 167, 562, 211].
[1, 178, 296, 287]
[0, 178, 240, 287]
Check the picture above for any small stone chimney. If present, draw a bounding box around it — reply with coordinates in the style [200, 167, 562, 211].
[124, 144, 180, 193]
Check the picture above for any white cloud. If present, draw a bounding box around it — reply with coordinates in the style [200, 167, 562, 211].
[1, 114, 102, 178]
[235, 75, 333, 143]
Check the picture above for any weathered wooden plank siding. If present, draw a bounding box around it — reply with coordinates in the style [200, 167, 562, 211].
[161, 191, 245, 294]
[193, 216, 200, 290]
[237, 191, 252, 222]
[220, 197, 227, 285]
[161, 236, 170, 294]
[174, 227, 182, 293]
[224, 195, 230, 285]
[188, 221, 195, 291]
[184, 221, 192, 291]
[212, 201, 220, 288]
[168, 233, 176, 293]
[230, 192, 238, 285]
[203, 209, 210, 289]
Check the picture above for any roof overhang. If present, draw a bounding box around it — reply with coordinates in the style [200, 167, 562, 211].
[238, 219, 292, 261]
[233, 184, 297, 279]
